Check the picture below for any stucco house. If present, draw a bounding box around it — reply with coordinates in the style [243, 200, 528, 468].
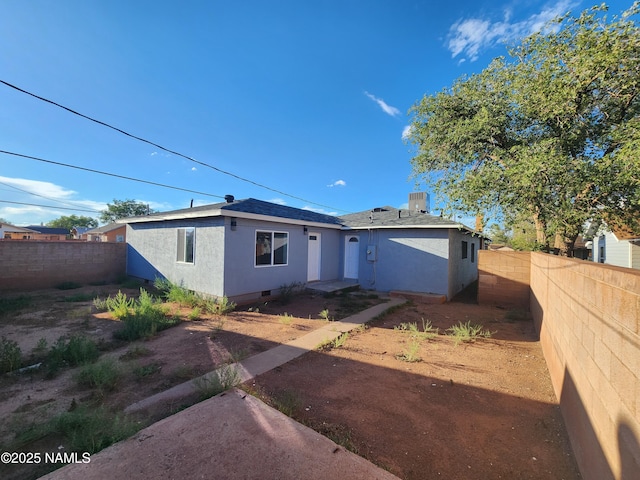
[84, 223, 127, 243]
[122, 195, 481, 303]
[22, 226, 69, 241]
[0, 223, 39, 240]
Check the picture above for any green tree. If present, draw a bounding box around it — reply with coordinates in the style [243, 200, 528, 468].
[406, 3, 640, 256]
[47, 215, 98, 231]
[99, 199, 154, 224]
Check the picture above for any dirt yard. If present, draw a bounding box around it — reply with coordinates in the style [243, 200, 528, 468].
[0, 283, 580, 479]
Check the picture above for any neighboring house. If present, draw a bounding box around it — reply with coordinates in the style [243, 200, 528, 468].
[71, 226, 92, 240]
[593, 223, 640, 270]
[23, 226, 70, 241]
[0, 223, 39, 240]
[85, 223, 127, 243]
[121, 195, 481, 303]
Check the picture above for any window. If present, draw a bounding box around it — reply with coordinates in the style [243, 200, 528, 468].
[471, 243, 475, 263]
[116, 235, 124, 243]
[256, 231, 288, 266]
[177, 228, 195, 263]
[461, 240, 468, 259]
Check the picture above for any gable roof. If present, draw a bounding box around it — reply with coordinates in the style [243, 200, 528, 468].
[85, 223, 126, 235]
[0, 223, 39, 233]
[339, 206, 473, 231]
[120, 198, 343, 228]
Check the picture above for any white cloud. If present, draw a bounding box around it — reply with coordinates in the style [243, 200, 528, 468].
[364, 91, 400, 117]
[401, 125, 413, 140]
[191, 167, 197, 171]
[0, 176, 77, 199]
[269, 198, 287, 205]
[327, 180, 346, 188]
[302, 206, 338, 216]
[447, 1, 576, 62]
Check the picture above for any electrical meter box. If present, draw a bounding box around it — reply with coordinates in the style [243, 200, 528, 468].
[366, 245, 377, 261]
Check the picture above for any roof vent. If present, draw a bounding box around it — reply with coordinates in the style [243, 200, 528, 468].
[224, 195, 235, 203]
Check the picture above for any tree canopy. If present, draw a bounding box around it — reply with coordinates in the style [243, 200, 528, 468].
[99, 199, 154, 224]
[46, 215, 98, 231]
[406, 3, 640, 255]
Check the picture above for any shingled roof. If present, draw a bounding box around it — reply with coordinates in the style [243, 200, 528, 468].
[339, 206, 470, 230]
[121, 198, 342, 226]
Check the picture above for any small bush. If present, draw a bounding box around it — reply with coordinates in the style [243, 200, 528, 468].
[47, 335, 99, 376]
[0, 295, 32, 316]
[133, 362, 162, 379]
[394, 318, 438, 340]
[154, 278, 236, 315]
[0, 336, 22, 373]
[193, 365, 240, 400]
[447, 321, 493, 345]
[318, 309, 332, 321]
[112, 289, 178, 341]
[396, 339, 422, 362]
[51, 406, 140, 453]
[278, 312, 293, 325]
[76, 358, 122, 393]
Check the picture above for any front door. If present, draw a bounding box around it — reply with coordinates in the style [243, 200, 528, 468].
[307, 232, 321, 281]
[344, 235, 359, 279]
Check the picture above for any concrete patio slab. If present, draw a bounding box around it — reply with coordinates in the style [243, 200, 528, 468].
[41, 388, 400, 480]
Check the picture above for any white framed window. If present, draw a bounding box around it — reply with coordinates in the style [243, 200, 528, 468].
[256, 230, 288, 266]
[177, 228, 195, 263]
[116, 235, 125, 243]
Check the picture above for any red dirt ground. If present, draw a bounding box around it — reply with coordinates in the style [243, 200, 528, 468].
[0, 285, 580, 479]
[247, 300, 581, 480]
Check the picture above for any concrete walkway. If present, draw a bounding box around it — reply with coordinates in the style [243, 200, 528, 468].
[44, 298, 405, 480]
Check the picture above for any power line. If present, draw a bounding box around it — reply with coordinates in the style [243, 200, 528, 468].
[0, 150, 225, 199]
[0, 79, 349, 213]
[0, 200, 100, 214]
[0, 180, 98, 212]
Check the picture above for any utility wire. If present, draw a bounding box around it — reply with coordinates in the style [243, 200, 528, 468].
[0, 79, 348, 213]
[0, 179, 99, 211]
[0, 150, 225, 199]
[0, 200, 100, 214]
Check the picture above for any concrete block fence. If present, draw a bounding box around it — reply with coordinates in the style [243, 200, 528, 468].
[0, 241, 126, 291]
[479, 250, 640, 479]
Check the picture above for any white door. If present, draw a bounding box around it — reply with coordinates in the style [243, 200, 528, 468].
[307, 232, 321, 281]
[344, 235, 359, 279]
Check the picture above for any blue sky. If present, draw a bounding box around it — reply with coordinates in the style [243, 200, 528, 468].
[0, 0, 632, 226]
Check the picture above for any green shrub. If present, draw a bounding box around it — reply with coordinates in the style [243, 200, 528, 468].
[193, 365, 240, 400]
[76, 358, 122, 393]
[0, 295, 31, 316]
[0, 336, 22, 373]
[154, 278, 236, 315]
[447, 321, 493, 345]
[51, 406, 140, 453]
[47, 335, 99, 375]
[396, 339, 422, 362]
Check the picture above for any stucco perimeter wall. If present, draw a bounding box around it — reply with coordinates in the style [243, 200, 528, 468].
[530, 252, 640, 480]
[0, 241, 126, 291]
[478, 251, 531, 308]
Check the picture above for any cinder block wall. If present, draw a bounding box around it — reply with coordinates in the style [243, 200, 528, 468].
[478, 251, 531, 308]
[0, 241, 126, 291]
[530, 252, 640, 480]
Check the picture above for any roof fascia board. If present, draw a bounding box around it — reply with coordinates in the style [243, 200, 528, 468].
[119, 209, 341, 229]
